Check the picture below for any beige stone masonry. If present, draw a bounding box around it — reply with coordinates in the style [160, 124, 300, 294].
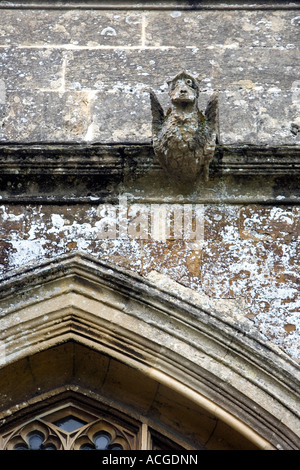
[0, 4, 299, 144]
[0, 252, 299, 449]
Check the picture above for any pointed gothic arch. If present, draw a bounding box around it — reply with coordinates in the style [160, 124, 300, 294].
[0, 252, 299, 450]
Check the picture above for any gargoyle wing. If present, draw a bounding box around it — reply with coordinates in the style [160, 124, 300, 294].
[204, 91, 219, 141]
[150, 90, 165, 136]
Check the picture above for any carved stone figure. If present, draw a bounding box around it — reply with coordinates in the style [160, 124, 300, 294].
[150, 71, 219, 184]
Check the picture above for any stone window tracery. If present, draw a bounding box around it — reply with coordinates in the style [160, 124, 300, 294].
[2, 411, 134, 451]
[0, 398, 184, 451]
[4, 420, 63, 450]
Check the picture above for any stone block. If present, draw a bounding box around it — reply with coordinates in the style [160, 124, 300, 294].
[91, 88, 152, 143]
[145, 10, 300, 50]
[0, 9, 299, 145]
[0, 90, 95, 143]
[64, 48, 220, 91]
[0, 48, 63, 92]
[0, 10, 142, 47]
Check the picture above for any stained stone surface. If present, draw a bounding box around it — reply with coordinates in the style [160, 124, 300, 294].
[0, 201, 299, 361]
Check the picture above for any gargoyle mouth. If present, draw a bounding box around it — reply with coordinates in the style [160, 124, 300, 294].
[172, 93, 196, 104]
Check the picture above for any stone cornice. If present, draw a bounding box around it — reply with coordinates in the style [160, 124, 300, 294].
[0, 143, 299, 177]
[1, 1, 299, 10]
[217, 145, 300, 176]
[0, 143, 299, 204]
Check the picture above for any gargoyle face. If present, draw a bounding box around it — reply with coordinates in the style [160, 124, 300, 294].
[169, 75, 198, 105]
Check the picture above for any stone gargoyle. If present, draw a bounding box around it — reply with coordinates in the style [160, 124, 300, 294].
[150, 71, 219, 184]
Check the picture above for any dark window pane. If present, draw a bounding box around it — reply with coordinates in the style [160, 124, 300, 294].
[44, 444, 57, 450]
[80, 443, 95, 450]
[14, 443, 28, 450]
[54, 416, 87, 433]
[28, 432, 44, 450]
[80, 432, 124, 451]
[94, 433, 111, 450]
[109, 444, 123, 450]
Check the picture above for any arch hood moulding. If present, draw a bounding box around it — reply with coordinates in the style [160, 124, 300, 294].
[0, 252, 299, 450]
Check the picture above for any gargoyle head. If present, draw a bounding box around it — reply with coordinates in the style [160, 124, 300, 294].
[167, 71, 200, 105]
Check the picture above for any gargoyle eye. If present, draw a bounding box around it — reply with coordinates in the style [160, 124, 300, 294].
[185, 79, 193, 87]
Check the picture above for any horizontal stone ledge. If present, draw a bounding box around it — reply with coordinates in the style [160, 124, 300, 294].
[0, 196, 299, 206]
[0, 142, 299, 177]
[1, 1, 299, 10]
[218, 145, 300, 175]
[0, 143, 153, 177]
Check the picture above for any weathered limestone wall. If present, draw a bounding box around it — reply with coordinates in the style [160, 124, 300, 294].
[0, 3, 300, 144]
[0, 2, 299, 363]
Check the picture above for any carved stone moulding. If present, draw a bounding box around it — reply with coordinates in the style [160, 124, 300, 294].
[0, 252, 299, 450]
[0, 143, 299, 178]
[0, 143, 299, 204]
